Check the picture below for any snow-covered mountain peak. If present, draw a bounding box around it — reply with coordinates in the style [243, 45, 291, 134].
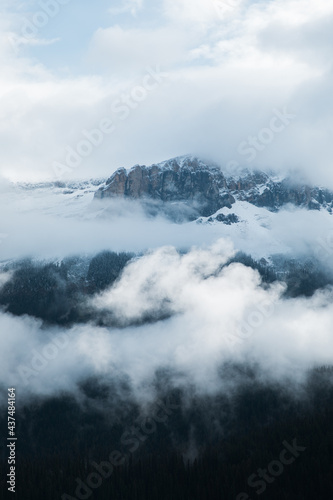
[95, 155, 333, 216]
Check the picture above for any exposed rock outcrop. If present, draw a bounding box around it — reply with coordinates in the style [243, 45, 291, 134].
[95, 157, 235, 217]
[95, 156, 333, 218]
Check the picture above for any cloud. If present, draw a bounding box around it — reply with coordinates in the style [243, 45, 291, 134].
[8, 34, 60, 51]
[109, 0, 144, 17]
[258, 13, 333, 67]
[0, 271, 12, 288]
[1, 182, 333, 265]
[162, 0, 220, 26]
[0, 0, 332, 189]
[1, 238, 333, 404]
[92, 239, 235, 323]
[0, 191, 228, 260]
[87, 25, 191, 75]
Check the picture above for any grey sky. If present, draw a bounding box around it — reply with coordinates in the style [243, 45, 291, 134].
[0, 0, 332, 186]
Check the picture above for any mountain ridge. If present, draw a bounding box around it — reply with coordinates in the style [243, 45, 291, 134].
[94, 155, 333, 217]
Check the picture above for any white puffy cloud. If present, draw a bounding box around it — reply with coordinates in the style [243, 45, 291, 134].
[109, 0, 144, 16]
[0, 0, 332, 187]
[1, 238, 333, 401]
[92, 239, 235, 322]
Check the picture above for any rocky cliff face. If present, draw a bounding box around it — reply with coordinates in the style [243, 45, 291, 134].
[95, 156, 333, 218]
[227, 171, 333, 211]
[95, 157, 235, 217]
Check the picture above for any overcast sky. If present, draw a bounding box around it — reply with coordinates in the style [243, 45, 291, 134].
[0, 0, 333, 185]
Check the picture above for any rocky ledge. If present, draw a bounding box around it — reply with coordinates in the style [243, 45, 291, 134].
[95, 156, 333, 218]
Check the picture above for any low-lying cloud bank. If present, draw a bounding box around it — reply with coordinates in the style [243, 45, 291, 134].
[1, 183, 333, 266]
[0, 239, 332, 407]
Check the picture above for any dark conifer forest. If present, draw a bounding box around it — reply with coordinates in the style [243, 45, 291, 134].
[0, 253, 333, 499]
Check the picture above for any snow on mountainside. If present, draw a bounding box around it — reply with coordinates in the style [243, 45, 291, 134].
[195, 201, 292, 259]
[4, 155, 333, 219]
[95, 155, 333, 215]
[1, 179, 105, 218]
[1, 155, 333, 262]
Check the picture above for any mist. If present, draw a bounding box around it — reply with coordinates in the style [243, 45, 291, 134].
[0, 238, 332, 409]
[1, 181, 333, 265]
[1, 1, 333, 189]
[1, 2, 333, 498]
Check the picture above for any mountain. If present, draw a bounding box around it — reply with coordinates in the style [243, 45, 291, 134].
[94, 155, 333, 218]
[95, 156, 234, 217]
[2, 155, 333, 264]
